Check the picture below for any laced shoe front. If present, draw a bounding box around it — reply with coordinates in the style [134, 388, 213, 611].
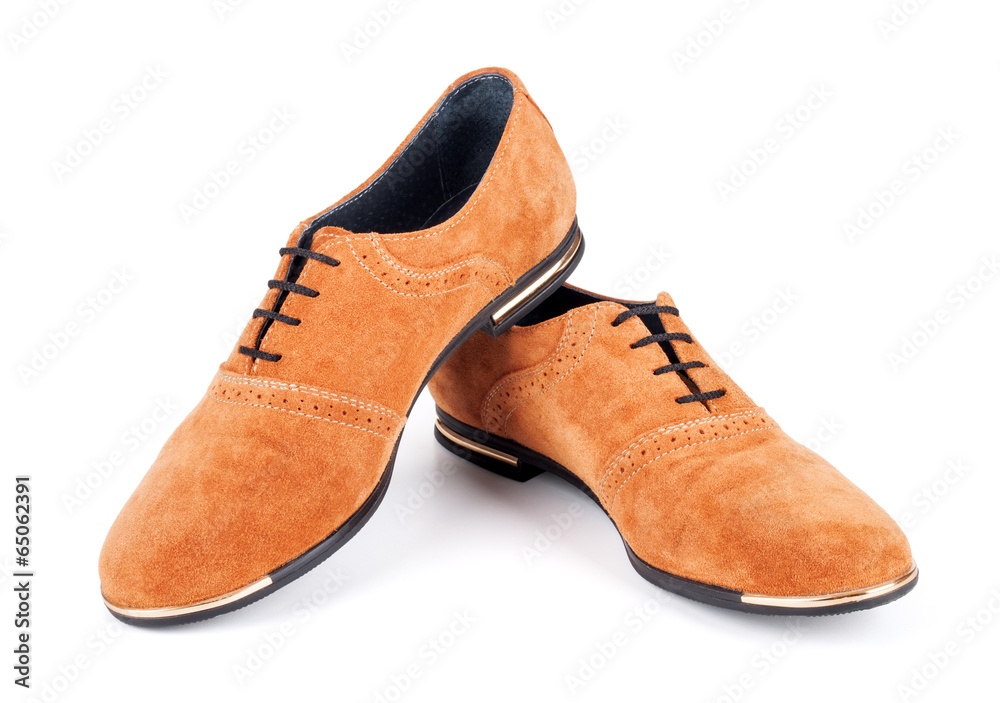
[429, 284, 917, 615]
[99, 67, 584, 625]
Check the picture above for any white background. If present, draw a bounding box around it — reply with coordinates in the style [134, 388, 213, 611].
[2, 1, 998, 701]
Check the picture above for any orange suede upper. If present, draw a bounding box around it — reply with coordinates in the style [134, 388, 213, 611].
[429, 287, 914, 597]
[99, 67, 577, 610]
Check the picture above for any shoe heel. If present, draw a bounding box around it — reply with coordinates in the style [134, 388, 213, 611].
[434, 418, 543, 482]
[482, 220, 584, 338]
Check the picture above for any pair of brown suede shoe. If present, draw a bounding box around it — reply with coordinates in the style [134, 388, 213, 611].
[99, 67, 916, 625]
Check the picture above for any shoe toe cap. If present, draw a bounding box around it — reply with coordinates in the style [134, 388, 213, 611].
[613, 425, 914, 598]
[99, 393, 394, 613]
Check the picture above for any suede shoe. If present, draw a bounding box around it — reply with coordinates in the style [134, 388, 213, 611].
[429, 285, 917, 614]
[99, 67, 584, 625]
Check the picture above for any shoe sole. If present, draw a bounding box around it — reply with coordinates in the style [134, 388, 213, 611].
[104, 220, 585, 626]
[432, 408, 919, 616]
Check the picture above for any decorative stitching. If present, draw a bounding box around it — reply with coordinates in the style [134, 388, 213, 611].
[598, 409, 763, 493]
[344, 241, 497, 299]
[216, 373, 402, 422]
[502, 307, 599, 436]
[369, 237, 513, 285]
[601, 410, 762, 472]
[508, 316, 566, 334]
[479, 303, 622, 431]
[609, 425, 776, 510]
[480, 318, 574, 426]
[208, 395, 393, 440]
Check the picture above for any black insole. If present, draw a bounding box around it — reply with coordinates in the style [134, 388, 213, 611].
[304, 74, 514, 238]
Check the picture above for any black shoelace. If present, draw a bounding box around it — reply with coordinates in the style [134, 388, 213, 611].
[611, 304, 726, 405]
[238, 247, 340, 363]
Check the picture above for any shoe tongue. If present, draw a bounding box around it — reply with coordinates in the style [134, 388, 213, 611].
[637, 291, 682, 368]
[640, 292, 679, 334]
[655, 291, 677, 310]
[645, 290, 706, 403]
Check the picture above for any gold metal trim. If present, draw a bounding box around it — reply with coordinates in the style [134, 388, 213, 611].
[740, 564, 918, 608]
[435, 419, 519, 467]
[103, 575, 273, 620]
[491, 231, 582, 328]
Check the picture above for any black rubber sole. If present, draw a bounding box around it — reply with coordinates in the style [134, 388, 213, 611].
[433, 408, 918, 616]
[106, 220, 585, 627]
